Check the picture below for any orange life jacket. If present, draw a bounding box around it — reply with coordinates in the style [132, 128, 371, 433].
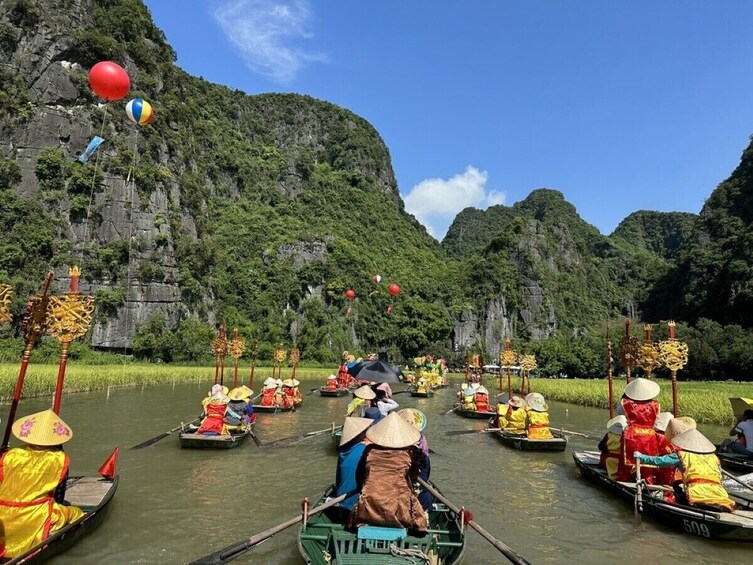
[260, 388, 276, 406]
[326, 380, 338, 390]
[474, 393, 489, 412]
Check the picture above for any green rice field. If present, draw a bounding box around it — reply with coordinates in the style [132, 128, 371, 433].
[491, 375, 752, 425]
[0, 363, 334, 403]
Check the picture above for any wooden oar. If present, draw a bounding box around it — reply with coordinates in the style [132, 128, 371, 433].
[556, 427, 601, 441]
[634, 454, 643, 525]
[260, 426, 342, 449]
[306, 386, 321, 396]
[445, 428, 501, 437]
[248, 430, 263, 448]
[416, 478, 530, 565]
[131, 417, 201, 449]
[189, 492, 349, 564]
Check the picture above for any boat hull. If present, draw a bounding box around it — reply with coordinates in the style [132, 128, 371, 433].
[320, 388, 350, 397]
[717, 450, 753, 474]
[574, 451, 753, 542]
[8, 475, 118, 565]
[179, 429, 250, 449]
[493, 430, 567, 451]
[253, 404, 295, 413]
[298, 484, 465, 564]
[452, 406, 496, 419]
[410, 391, 434, 398]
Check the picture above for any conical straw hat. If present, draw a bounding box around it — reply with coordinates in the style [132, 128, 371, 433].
[291, 379, 300, 386]
[508, 395, 527, 408]
[665, 417, 696, 442]
[525, 392, 548, 412]
[623, 378, 660, 401]
[398, 408, 427, 432]
[282, 379, 295, 387]
[653, 412, 674, 433]
[340, 417, 373, 446]
[476, 386, 489, 395]
[240, 385, 254, 396]
[208, 384, 229, 397]
[12, 409, 73, 446]
[327, 374, 337, 380]
[354, 385, 376, 400]
[366, 412, 420, 448]
[670, 429, 716, 454]
[228, 387, 251, 401]
[263, 377, 276, 386]
[263, 382, 277, 390]
[607, 415, 628, 435]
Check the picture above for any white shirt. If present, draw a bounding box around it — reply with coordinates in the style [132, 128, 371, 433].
[734, 419, 753, 452]
[377, 398, 399, 416]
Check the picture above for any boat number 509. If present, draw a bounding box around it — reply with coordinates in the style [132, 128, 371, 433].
[683, 519, 710, 538]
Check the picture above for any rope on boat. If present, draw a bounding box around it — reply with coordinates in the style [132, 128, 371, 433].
[389, 544, 431, 564]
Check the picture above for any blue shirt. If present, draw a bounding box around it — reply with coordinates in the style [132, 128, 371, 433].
[335, 442, 367, 511]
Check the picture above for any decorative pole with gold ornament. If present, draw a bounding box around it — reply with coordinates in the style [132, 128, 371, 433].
[212, 326, 229, 385]
[290, 347, 300, 380]
[0, 283, 12, 327]
[618, 319, 641, 384]
[519, 353, 537, 396]
[637, 324, 662, 379]
[273, 344, 287, 381]
[229, 328, 246, 388]
[0, 281, 17, 451]
[500, 337, 517, 399]
[248, 331, 259, 390]
[607, 323, 614, 418]
[658, 321, 688, 416]
[47, 267, 95, 414]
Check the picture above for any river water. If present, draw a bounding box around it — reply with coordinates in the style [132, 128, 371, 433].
[1, 380, 749, 564]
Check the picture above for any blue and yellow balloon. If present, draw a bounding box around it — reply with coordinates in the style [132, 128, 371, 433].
[125, 98, 154, 126]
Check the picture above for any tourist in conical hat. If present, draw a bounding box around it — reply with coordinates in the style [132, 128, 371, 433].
[326, 374, 338, 391]
[259, 379, 278, 407]
[618, 378, 661, 482]
[598, 415, 627, 479]
[350, 413, 428, 532]
[474, 385, 490, 412]
[636, 428, 734, 511]
[346, 385, 376, 418]
[225, 387, 254, 428]
[0, 410, 84, 559]
[524, 392, 553, 439]
[333, 417, 374, 518]
[197, 388, 230, 435]
[498, 395, 527, 431]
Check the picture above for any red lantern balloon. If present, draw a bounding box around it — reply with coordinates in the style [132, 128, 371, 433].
[388, 283, 400, 296]
[345, 289, 356, 300]
[88, 61, 130, 101]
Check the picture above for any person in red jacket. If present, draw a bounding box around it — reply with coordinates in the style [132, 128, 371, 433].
[617, 378, 660, 482]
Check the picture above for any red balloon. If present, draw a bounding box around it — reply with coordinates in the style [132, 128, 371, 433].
[388, 283, 400, 296]
[345, 289, 356, 300]
[88, 61, 130, 101]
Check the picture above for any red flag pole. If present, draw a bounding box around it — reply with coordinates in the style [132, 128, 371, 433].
[232, 328, 240, 388]
[248, 333, 259, 389]
[607, 324, 614, 419]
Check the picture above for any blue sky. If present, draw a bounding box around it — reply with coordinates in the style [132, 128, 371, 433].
[143, 0, 753, 240]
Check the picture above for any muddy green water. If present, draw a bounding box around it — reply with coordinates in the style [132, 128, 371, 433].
[1, 380, 749, 564]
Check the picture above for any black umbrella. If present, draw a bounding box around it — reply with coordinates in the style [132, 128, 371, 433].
[347, 360, 404, 384]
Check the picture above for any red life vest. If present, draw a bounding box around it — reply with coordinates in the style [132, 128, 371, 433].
[337, 365, 350, 388]
[260, 388, 276, 406]
[618, 398, 660, 482]
[326, 379, 338, 391]
[474, 393, 490, 412]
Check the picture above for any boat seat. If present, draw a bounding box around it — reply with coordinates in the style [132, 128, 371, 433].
[357, 526, 407, 541]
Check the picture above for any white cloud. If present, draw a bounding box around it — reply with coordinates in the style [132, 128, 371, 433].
[404, 166, 506, 239]
[212, 0, 327, 84]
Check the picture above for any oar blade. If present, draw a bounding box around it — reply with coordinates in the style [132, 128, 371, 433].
[131, 432, 170, 450]
[445, 429, 485, 437]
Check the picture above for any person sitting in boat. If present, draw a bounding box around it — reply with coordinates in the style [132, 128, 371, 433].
[240, 385, 257, 423]
[364, 406, 384, 423]
[347, 385, 376, 418]
[498, 395, 527, 431]
[474, 386, 491, 412]
[650, 416, 697, 496]
[337, 352, 353, 389]
[462, 388, 476, 411]
[376, 384, 399, 417]
[723, 409, 753, 456]
[598, 415, 627, 479]
[618, 378, 661, 482]
[0, 409, 85, 560]
[259, 379, 278, 407]
[525, 392, 553, 439]
[334, 417, 373, 520]
[399, 408, 432, 512]
[458, 382, 468, 401]
[274, 379, 291, 408]
[326, 374, 339, 391]
[282, 379, 297, 404]
[635, 428, 735, 512]
[291, 379, 303, 405]
[197, 388, 230, 435]
[225, 387, 255, 429]
[201, 384, 228, 413]
[350, 412, 428, 532]
[652, 412, 676, 485]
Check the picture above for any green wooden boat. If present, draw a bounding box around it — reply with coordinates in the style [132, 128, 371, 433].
[298, 485, 465, 564]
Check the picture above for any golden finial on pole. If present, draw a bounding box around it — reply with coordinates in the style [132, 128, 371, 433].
[519, 353, 537, 396]
[500, 337, 517, 398]
[618, 318, 641, 384]
[229, 328, 246, 388]
[637, 324, 662, 379]
[273, 344, 287, 380]
[658, 321, 688, 416]
[47, 267, 95, 413]
[211, 326, 229, 385]
[289, 347, 300, 379]
[0, 284, 13, 326]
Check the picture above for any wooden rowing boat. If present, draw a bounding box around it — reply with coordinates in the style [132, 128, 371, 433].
[410, 390, 434, 398]
[253, 404, 295, 413]
[320, 387, 350, 397]
[179, 427, 251, 449]
[573, 451, 753, 542]
[452, 405, 496, 420]
[492, 429, 567, 451]
[297, 484, 466, 564]
[7, 475, 118, 564]
[717, 450, 753, 474]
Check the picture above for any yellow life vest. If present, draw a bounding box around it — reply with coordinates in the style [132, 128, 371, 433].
[605, 432, 621, 479]
[506, 408, 527, 432]
[677, 451, 734, 511]
[0, 446, 84, 558]
[526, 410, 553, 439]
[463, 396, 475, 410]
